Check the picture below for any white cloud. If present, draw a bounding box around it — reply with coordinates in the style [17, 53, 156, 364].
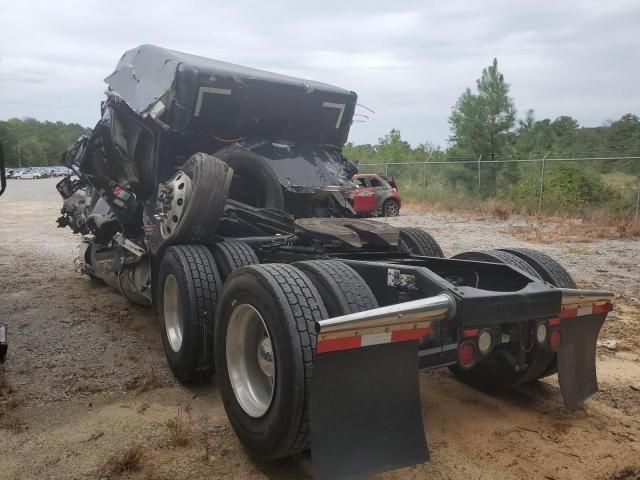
[0, 0, 638, 146]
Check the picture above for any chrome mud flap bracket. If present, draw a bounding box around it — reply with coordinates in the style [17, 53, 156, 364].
[556, 289, 613, 410]
[309, 294, 455, 480]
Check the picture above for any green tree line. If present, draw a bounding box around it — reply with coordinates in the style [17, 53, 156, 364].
[345, 58, 639, 218]
[345, 58, 640, 165]
[0, 118, 91, 168]
[345, 113, 640, 164]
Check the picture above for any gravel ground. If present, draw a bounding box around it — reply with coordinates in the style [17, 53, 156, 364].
[0, 178, 639, 480]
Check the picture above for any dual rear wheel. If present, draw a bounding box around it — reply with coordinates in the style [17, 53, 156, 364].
[158, 246, 376, 459]
[449, 248, 576, 389]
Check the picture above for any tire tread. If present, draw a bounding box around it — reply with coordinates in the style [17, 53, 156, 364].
[212, 241, 259, 280]
[163, 245, 221, 380]
[398, 227, 444, 257]
[294, 260, 378, 316]
[248, 264, 325, 455]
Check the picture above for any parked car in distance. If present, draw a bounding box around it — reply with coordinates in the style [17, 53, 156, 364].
[352, 173, 401, 216]
[341, 182, 378, 216]
[13, 169, 42, 179]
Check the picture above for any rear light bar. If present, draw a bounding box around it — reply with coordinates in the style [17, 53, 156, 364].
[559, 288, 613, 316]
[547, 288, 614, 325]
[317, 293, 456, 353]
[458, 328, 494, 360]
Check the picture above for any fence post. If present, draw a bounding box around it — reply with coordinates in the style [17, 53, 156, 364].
[537, 152, 549, 214]
[422, 153, 432, 203]
[476, 154, 482, 206]
[635, 176, 640, 222]
[385, 162, 388, 177]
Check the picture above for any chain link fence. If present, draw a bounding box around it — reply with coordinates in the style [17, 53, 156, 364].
[358, 156, 640, 221]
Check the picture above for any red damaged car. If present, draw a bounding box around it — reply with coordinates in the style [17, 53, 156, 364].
[349, 173, 401, 217]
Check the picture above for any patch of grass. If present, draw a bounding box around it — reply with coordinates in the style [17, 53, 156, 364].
[166, 410, 191, 447]
[101, 444, 144, 477]
[125, 364, 163, 393]
[565, 246, 589, 254]
[5, 397, 21, 410]
[1, 416, 26, 434]
[509, 216, 640, 244]
[0, 375, 15, 397]
[616, 220, 640, 238]
[478, 200, 512, 221]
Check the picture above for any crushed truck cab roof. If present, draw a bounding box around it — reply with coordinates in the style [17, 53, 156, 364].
[106, 44, 357, 147]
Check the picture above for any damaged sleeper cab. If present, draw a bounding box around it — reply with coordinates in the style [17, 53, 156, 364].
[57, 45, 614, 480]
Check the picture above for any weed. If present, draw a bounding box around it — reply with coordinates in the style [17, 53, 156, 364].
[1, 416, 26, 434]
[101, 444, 144, 477]
[617, 220, 640, 238]
[0, 375, 14, 397]
[125, 364, 163, 393]
[166, 410, 191, 447]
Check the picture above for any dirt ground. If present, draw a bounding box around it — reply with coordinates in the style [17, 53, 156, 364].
[1, 178, 639, 480]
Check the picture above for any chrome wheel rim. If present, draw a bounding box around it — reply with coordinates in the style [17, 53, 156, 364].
[226, 304, 275, 418]
[385, 202, 399, 216]
[159, 171, 192, 239]
[163, 274, 184, 352]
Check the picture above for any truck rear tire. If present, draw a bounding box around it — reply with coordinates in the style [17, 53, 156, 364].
[451, 250, 542, 280]
[215, 264, 327, 459]
[500, 248, 577, 288]
[158, 245, 222, 382]
[448, 248, 573, 389]
[211, 241, 259, 282]
[398, 227, 444, 257]
[500, 248, 578, 379]
[294, 260, 378, 316]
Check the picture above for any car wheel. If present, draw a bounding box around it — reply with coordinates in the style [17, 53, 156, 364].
[382, 199, 400, 217]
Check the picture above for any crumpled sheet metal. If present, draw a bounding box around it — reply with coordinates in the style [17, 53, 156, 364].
[103, 45, 357, 148]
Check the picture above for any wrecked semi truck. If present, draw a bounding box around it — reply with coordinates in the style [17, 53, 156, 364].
[56, 45, 613, 479]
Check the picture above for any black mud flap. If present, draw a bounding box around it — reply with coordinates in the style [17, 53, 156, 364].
[310, 341, 428, 480]
[557, 314, 606, 410]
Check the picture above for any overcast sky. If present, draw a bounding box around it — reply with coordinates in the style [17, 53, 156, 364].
[1, 0, 638, 147]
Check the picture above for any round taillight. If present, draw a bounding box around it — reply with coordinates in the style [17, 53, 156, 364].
[536, 323, 548, 344]
[549, 329, 561, 351]
[458, 342, 476, 368]
[478, 330, 493, 355]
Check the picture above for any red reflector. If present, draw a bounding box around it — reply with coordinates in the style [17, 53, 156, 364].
[549, 329, 561, 351]
[549, 317, 561, 327]
[560, 308, 578, 319]
[462, 328, 480, 338]
[316, 336, 361, 354]
[390, 327, 431, 343]
[458, 342, 476, 367]
[593, 303, 613, 315]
